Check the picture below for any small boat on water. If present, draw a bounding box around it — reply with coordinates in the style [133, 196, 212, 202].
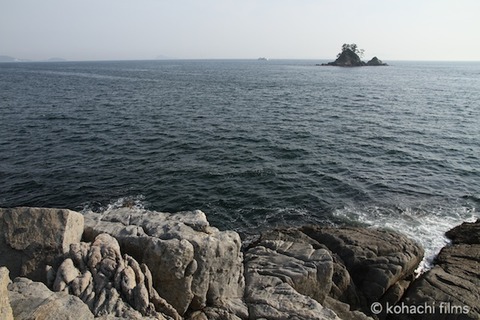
[257, 57, 268, 61]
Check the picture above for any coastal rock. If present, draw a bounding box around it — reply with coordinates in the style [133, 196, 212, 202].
[324, 49, 365, 67]
[395, 220, 480, 319]
[0, 205, 438, 319]
[8, 277, 94, 320]
[299, 226, 424, 316]
[366, 57, 387, 66]
[0, 207, 84, 282]
[83, 208, 246, 317]
[445, 219, 480, 244]
[50, 233, 179, 320]
[244, 226, 422, 319]
[244, 230, 341, 319]
[0, 267, 14, 320]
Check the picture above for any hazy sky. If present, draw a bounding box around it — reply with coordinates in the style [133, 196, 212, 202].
[1, 0, 479, 61]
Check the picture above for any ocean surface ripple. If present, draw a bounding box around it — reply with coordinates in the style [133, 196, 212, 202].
[1, 60, 479, 266]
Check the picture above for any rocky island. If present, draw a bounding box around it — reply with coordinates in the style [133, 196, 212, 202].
[0, 206, 478, 319]
[321, 44, 388, 67]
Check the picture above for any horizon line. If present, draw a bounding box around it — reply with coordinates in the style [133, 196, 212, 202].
[2, 57, 480, 63]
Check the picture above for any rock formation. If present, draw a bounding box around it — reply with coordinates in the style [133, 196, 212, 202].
[8, 276, 94, 320]
[300, 226, 423, 311]
[82, 208, 246, 319]
[49, 233, 179, 319]
[321, 44, 387, 67]
[243, 227, 423, 319]
[0, 207, 84, 282]
[1, 206, 479, 319]
[324, 49, 366, 67]
[0, 267, 14, 320]
[394, 219, 480, 319]
[366, 57, 388, 66]
[244, 233, 338, 319]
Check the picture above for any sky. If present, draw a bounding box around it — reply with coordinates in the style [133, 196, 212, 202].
[1, 0, 479, 61]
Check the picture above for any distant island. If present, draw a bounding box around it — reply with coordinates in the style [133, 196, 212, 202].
[0, 55, 67, 63]
[0, 55, 19, 62]
[46, 57, 67, 62]
[320, 43, 387, 67]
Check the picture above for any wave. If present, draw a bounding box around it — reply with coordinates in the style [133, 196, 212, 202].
[81, 195, 147, 214]
[332, 202, 478, 272]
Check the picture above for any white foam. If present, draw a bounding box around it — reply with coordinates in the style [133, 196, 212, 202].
[81, 195, 147, 214]
[104, 195, 147, 212]
[332, 203, 478, 272]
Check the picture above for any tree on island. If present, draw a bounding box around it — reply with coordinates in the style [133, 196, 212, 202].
[338, 43, 364, 59]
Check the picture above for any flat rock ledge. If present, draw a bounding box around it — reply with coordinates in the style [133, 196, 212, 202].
[1, 207, 479, 320]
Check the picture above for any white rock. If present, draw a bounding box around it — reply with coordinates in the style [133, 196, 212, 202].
[0, 267, 14, 320]
[8, 277, 94, 320]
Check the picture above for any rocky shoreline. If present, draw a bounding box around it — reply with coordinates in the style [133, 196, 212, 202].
[1, 207, 478, 319]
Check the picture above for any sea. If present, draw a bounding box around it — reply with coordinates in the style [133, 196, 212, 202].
[1, 59, 479, 269]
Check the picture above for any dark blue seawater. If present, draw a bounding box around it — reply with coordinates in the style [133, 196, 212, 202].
[1, 59, 479, 266]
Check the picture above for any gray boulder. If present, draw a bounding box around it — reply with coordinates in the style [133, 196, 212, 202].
[83, 208, 246, 318]
[244, 230, 341, 319]
[8, 277, 94, 320]
[300, 225, 424, 314]
[445, 219, 480, 244]
[49, 233, 179, 320]
[253, 226, 423, 318]
[395, 220, 480, 319]
[0, 207, 84, 282]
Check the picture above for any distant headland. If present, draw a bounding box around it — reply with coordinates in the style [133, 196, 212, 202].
[319, 43, 388, 67]
[0, 55, 67, 63]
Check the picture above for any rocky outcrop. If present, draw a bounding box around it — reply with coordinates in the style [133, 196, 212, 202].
[244, 227, 423, 319]
[244, 231, 339, 319]
[2, 205, 478, 320]
[395, 219, 480, 319]
[324, 49, 366, 67]
[300, 226, 423, 313]
[0, 267, 14, 320]
[320, 44, 387, 67]
[83, 208, 246, 318]
[0, 207, 84, 282]
[445, 219, 480, 244]
[8, 277, 94, 320]
[49, 233, 179, 319]
[366, 57, 387, 66]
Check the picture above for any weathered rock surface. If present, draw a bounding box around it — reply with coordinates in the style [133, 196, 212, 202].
[8, 276, 94, 320]
[83, 208, 246, 318]
[243, 227, 423, 319]
[0, 207, 84, 282]
[244, 231, 341, 319]
[445, 219, 480, 244]
[300, 226, 423, 314]
[9, 206, 479, 320]
[0, 267, 14, 320]
[49, 233, 179, 320]
[395, 220, 480, 319]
